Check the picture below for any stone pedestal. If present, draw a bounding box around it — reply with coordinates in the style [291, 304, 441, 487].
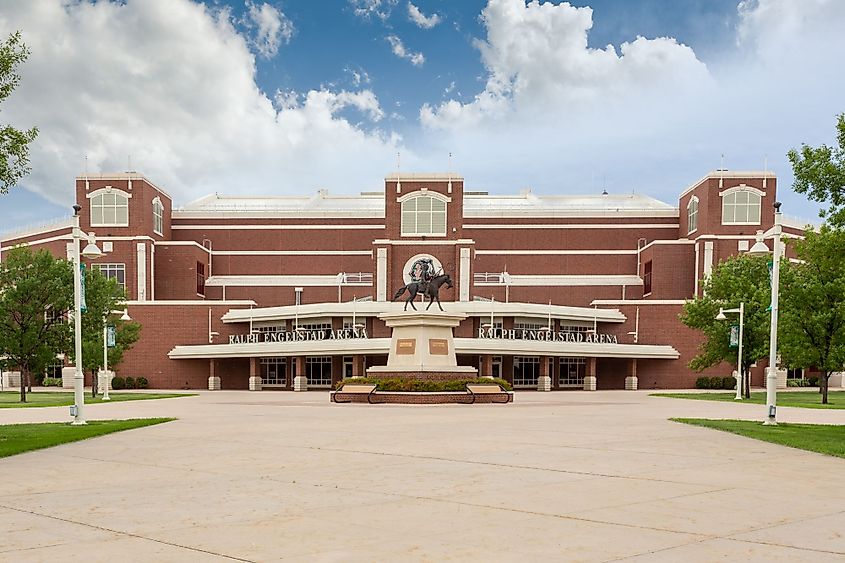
[537, 375, 552, 391]
[249, 376, 263, 391]
[776, 368, 787, 389]
[208, 376, 221, 390]
[97, 369, 113, 393]
[583, 375, 597, 391]
[293, 375, 308, 391]
[367, 311, 477, 380]
[1, 371, 21, 388]
[625, 376, 638, 390]
[61, 367, 76, 389]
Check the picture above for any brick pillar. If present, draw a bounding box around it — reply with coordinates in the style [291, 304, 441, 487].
[352, 355, 365, 377]
[208, 359, 221, 390]
[480, 355, 493, 379]
[537, 356, 551, 391]
[625, 358, 638, 390]
[583, 357, 597, 391]
[249, 357, 262, 391]
[293, 356, 307, 391]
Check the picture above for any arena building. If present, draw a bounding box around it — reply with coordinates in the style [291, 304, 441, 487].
[0, 169, 804, 391]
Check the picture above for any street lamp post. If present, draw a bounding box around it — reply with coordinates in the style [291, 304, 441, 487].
[101, 309, 131, 401]
[716, 302, 745, 401]
[747, 201, 783, 425]
[71, 205, 103, 425]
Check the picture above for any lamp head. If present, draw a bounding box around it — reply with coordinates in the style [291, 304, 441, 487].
[715, 308, 727, 321]
[72, 204, 82, 215]
[746, 230, 770, 257]
[120, 309, 131, 321]
[81, 241, 103, 259]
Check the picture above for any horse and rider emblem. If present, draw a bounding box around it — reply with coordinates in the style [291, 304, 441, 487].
[393, 257, 453, 311]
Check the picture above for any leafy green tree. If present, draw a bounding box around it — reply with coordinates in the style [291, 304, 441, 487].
[73, 268, 140, 396]
[0, 247, 72, 402]
[0, 31, 39, 194]
[788, 113, 845, 226]
[681, 255, 773, 397]
[779, 227, 845, 404]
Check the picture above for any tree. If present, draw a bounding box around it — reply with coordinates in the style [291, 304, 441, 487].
[73, 268, 140, 396]
[0, 31, 39, 194]
[788, 113, 845, 227]
[680, 254, 773, 397]
[779, 227, 845, 404]
[0, 247, 72, 402]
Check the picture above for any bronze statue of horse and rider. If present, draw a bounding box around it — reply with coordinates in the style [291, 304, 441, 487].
[392, 258, 453, 311]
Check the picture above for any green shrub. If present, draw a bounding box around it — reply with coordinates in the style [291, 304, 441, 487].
[721, 376, 736, 390]
[111, 376, 126, 390]
[695, 377, 709, 389]
[136, 377, 149, 389]
[335, 377, 512, 392]
[124, 376, 136, 389]
[787, 379, 801, 387]
[42, 377, 62, 387]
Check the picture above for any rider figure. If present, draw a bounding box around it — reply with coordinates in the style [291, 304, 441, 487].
[409, 258, 435, 292]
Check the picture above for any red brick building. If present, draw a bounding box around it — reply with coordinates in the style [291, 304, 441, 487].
[0, 170, 802, 391]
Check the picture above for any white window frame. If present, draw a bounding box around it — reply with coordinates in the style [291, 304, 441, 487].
[93, 263, 126, 290]
[720, 185, 763, 226]
[398, 191, 449, 237]
[87, 187, 131, 227]
[152, 197, 164, 235]
[687, 196, 699, 234]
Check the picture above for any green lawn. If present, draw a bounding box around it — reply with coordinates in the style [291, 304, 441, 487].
[0, 418, 175, 458]
[651, 390, 845, 409]
[0, 391, 195, 409]
[672, 418, 845, 459]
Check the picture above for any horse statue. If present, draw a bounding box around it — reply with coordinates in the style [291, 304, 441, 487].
[392, 273, 453, 311]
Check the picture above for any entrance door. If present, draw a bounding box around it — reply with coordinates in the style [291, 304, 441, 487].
[513, 356, 539, 388]
[343, 356, 354, 379]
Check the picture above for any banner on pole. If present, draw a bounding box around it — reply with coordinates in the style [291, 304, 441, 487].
[729, 324, 739, 348]
[80, 263, 87, 313]
[107, 325, 116, 348]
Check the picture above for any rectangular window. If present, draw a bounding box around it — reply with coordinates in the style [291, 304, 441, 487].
[643, 260, 652, 295]
[558, 357, 586, 387]
[260, 358, 287, 386]
[196, 262, 205, 296]
[93, 263, 126, 290]
[306, 356, 332, 387]
[513, 356, 539, 388]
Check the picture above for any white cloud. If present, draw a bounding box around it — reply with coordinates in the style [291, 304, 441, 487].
[386, 34, 425, 66]
[408, 3, 440, 29]
[0, 0, 405, 208]
[244, 1, 294, 58]
[349, 0, 398, 22]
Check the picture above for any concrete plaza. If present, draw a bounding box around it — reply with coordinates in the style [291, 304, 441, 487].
[1, 390, 843, 562]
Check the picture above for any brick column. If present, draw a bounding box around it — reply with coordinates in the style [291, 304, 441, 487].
[293, 356, 308, 391]
[208, 359, 221, 390]
[537, 356, 551, 391]
[352, 355, 365, 377]
[249, 357, 262, 391]
[625, 358, 638, 390]
[480, 355, 493, 379]
[583, 357, 597, 391]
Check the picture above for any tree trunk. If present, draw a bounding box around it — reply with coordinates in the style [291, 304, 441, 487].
[744, 364, 751, 398]
[19, 365, 27, 403]
[91, 370, 98, 398]
[822, 371, 829, 404]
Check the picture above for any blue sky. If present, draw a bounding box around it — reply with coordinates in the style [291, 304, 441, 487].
[1, 0, 844, 233]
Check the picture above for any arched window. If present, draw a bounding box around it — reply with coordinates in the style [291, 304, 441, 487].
[687, 196, 699, 234]
[721, 186, 762, 225]
[152, 197, 164, 235]
[400, 194, 447, 236]
[89, 188, 130, 227]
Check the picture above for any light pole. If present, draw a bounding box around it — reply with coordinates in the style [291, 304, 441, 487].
[747, 201, 783, 425]
[716, 302, 744, 401]
[101, 309, 131, 401]
[71, 205, 103, 425]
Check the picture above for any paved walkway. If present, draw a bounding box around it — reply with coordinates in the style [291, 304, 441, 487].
[1, 390, 843, 562]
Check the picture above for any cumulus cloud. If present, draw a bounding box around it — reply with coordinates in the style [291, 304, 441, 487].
[349, 0, 398, 22]
[386, 34, 425, 66]
[408, 3, 441, 29]
[244, 1, 294, 58]
[0, 0, 405, 208]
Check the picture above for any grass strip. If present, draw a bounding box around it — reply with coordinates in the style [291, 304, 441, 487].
[651, 390, 845, 409]
[0, 392, 195, 409]
[0, 418, 175, 458]
[672, 418, 845, 459]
